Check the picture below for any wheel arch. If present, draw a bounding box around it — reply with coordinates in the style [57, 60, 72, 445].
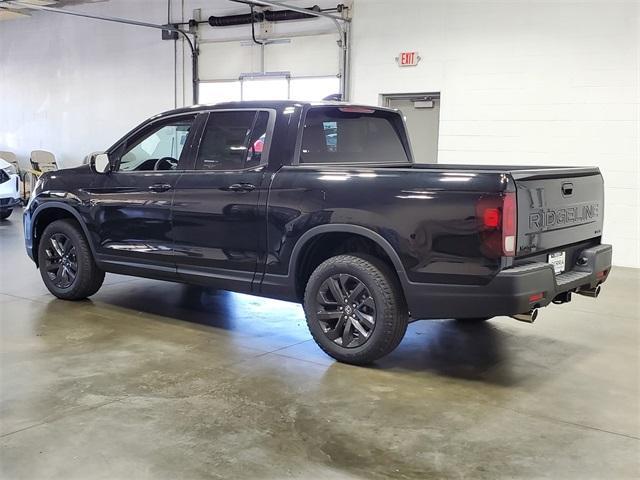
[289, 224, 410, 300]
[31, 202, 96, 266]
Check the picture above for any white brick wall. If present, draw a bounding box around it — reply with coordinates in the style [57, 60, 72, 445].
[351, 0, 639, 268]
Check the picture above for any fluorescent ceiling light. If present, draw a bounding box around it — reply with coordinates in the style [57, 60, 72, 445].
[3, 0, 58, 9]
[0, 9, 30, 20]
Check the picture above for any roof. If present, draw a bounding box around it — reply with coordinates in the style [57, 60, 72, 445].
[154, 100, 397, 119]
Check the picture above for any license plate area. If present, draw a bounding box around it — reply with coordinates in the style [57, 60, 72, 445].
[548, 251, 566, 275]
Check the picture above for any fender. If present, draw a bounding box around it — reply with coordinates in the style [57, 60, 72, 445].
[29, 201, 98, 263]
[289, 224, 411, 288]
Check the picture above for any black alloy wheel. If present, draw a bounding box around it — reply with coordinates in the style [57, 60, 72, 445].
[43, 233, 78, 289]
[316, 273, 376, 348]
[38, 219, 105, 300]
[304, 254, 409, 365]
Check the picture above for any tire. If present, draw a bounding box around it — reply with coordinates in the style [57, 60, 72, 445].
[38, 219, 105, 300]
[0, 209, 12, 220]
[304, 254, 408, 365]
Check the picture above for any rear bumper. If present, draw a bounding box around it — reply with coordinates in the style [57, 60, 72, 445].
[405, 244, 612, 320]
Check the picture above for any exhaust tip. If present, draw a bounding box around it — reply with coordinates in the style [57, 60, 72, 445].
[511, 309, 537, 323]
[577, 285, 601, 298]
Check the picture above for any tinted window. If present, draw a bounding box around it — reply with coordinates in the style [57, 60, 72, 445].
[119, 117, 194, 172]
[196, 111, 269, 171]
[246, 112, 269, 168]
[300, 107, 410, 164]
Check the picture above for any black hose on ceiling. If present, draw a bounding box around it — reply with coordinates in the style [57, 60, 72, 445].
[264, 6, 320, 22]
[208, 5, 321, 27]
[208, 11, 263, 27]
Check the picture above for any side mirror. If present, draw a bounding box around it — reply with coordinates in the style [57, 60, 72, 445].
[91, 153, 111, 174]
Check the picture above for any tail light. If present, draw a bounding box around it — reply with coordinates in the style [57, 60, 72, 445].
[476, 192, 517, 258]
[338, 107, 375, 114]
[529, 292, 544, 303]
[502, 192, 517, 255]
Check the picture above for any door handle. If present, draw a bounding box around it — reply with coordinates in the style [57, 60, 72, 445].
[148, 183, 173, 193]
[226, 183, 256, 192]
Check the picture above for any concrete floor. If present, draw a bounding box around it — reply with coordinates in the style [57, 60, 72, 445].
[1, 209, 639, 479]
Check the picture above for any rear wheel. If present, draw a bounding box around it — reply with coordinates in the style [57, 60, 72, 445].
[38, 219, 105, 300]
[0, 209, 12, 220]
[304, 254, 408, 365]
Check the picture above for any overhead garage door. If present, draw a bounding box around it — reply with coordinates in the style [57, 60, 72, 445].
[198, 33, 340, 103]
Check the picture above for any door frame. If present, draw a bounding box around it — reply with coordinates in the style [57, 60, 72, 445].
[170, 108, 277, 293]
[90, 112, 205, 278]
[379, 92, 441, 164]
[379, 91, 441, 108]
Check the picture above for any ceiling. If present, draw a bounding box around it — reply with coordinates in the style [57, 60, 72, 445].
[0, 0, 347, 22]
[0, 0, 106, 20]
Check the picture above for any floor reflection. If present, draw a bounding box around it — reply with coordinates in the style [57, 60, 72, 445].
[377, 319, 508, 376]
[79, 281, 580, 386]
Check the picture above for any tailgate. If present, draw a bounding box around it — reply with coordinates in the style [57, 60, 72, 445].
[512, 168, 604, 256]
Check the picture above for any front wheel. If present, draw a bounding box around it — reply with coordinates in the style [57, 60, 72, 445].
[38, 219, 105, 300]
[304, 254, 408, 365]
[0, 209, 12, 220]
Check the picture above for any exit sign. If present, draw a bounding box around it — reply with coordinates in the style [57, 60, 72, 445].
[397, 51, 421, 67]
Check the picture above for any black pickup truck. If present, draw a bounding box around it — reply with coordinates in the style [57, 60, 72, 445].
[24, 101, 612, 364]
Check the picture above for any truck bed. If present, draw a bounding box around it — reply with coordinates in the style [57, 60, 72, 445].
[388, 163, 604, 258]
[410, 163, 600, 179]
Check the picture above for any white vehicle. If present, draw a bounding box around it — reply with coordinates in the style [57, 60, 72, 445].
[0, 158, 21, 220]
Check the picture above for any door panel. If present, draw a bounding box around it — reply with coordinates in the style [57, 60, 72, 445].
[172, 170, 266, 291]
[89, 172, 180, 274]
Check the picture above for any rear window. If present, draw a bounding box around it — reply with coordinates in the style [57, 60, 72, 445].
[300, 107, 410, 164]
